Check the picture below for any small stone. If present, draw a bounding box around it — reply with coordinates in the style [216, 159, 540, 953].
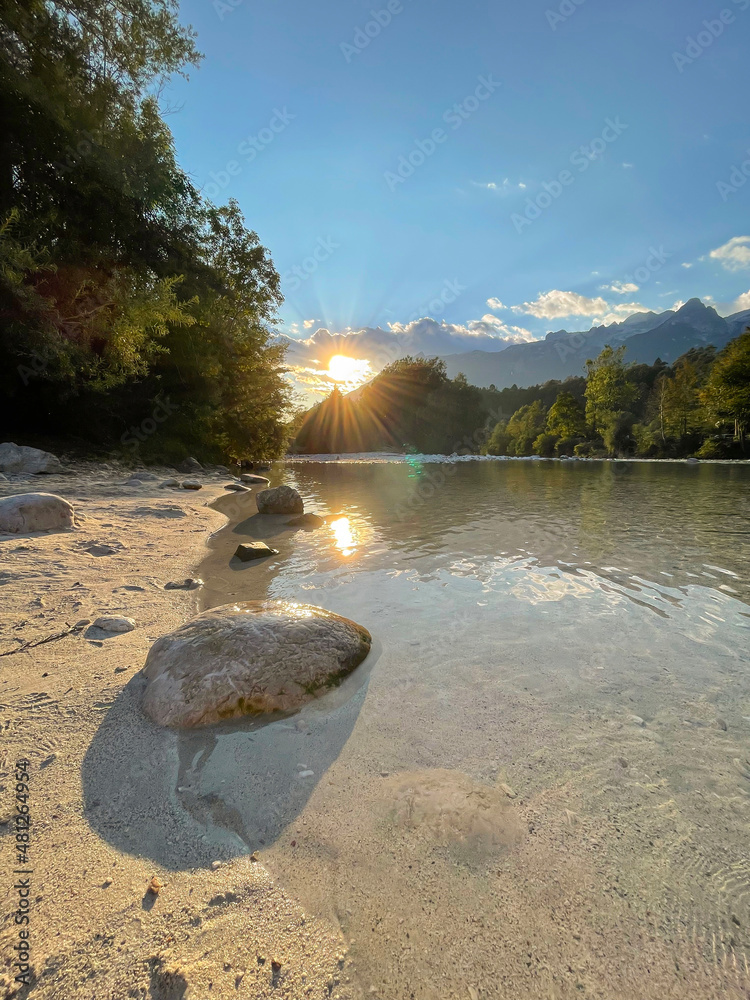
[224, 483, 250, 492]
[630, 715, 645, 727]
[159, 479, 180, 489]
[498, 782, 516, 799]
[717, 718, 728, 731]
[148, 876, 163, 895]
[250, 852, 260, 863]
[211, 861, 222, 870]
[165, 579, 203, 590]
[241, 474, 270, 485]
[102, 878, 113, 888]
[92, 616, 136, 633]
[85, 544, 119, 557]
[271, 960, 282, 972]
[125, 478, 144, 486]
[233, 542, 278, 562]
[181, 480, 202, 490]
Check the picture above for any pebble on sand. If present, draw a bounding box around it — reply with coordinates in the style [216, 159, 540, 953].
[92, 616, 136, 633]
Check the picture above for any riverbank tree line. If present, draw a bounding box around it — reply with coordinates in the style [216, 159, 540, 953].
[293, 333, 750, 458]
[0, 0, 290, 461]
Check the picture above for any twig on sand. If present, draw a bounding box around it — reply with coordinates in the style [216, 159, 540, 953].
[0, 621, 88, 657]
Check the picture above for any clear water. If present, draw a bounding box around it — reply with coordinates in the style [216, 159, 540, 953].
[196, 459, 750, 999]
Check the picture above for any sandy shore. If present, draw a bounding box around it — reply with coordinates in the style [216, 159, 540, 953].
[0, 465, 357, 999]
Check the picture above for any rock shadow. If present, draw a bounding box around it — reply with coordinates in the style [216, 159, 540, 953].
[81, 644, 378, 870]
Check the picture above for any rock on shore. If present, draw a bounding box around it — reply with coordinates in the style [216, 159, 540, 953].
[141, 600, 372, 727]
[0, 492, 75, 533]
[256, 485, 303, 515]
[0, 442, 62, 475]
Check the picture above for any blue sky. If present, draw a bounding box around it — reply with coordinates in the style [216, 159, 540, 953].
[166, 0, 750, 387]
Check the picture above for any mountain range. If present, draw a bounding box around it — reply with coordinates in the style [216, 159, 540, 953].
[437, 299, 750, 389]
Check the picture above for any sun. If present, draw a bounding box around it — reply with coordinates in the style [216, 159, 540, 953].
[327, 354, 372, 388]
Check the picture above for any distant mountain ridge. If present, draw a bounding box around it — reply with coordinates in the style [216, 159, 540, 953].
[437, 299, 750, 389]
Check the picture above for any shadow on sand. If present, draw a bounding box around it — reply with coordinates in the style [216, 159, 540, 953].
[81, 641, 378, 871]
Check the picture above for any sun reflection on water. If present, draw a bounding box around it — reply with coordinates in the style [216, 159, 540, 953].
[330, 516, 356, 557]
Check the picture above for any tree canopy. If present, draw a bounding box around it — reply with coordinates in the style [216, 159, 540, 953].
[0, 0, 291, 461]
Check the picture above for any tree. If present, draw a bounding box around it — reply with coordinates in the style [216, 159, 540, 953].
[701, 330, 750, 450]
[663, 358, 699, 438]
[506, 400, 546, 455]
[584, 346, 640, 434]
[547, 391, 586, 438]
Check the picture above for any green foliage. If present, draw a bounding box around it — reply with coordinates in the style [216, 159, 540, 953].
[533, 432, 559, 457]
[701, 330, 750, 448]
[547, 391, 586, 439]
[294, 358, 491, 455]
[584, 346, 640, 444]
[0, 0, 291, 460]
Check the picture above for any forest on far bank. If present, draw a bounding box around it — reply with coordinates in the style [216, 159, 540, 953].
[292, 332, 750, 460]
[0, 0, 291, 463]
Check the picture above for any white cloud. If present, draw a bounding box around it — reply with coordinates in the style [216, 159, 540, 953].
[303, 318, 320, 329]
[709, 236, 750, 272]
[590, 302, 650, 326]
[681, 262, 693, 269]
[622, 162, 634, 169]
[512, 290, 609, 319]
[716, 289, 750, 315]
[671, 299, 685, 311]
[600, 280, 639, 295]
[486, 297, 506, 311]
[472, 178, 527, 196]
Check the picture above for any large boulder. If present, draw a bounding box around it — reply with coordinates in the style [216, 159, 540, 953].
[0, 493, 75, 533]
[256, 485, 303, 515]
[141, 600, 372, 727]
[0, 442, 62, 475]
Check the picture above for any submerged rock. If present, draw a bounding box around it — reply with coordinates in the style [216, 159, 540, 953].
[286, 513, 325, 529]
[240, 473, 270, 485]
[233, 542, 278, 561]
[256, 485, 303, 515]
[0, 492, 75, 533]
[224, 483, 250, 492]
[0, 442, 62, 475]
[141, 600, 372, 727]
